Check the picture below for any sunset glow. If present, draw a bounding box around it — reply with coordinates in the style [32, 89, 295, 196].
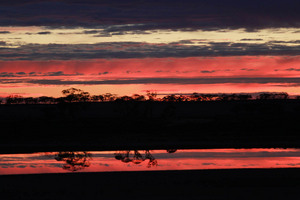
[0, 1, 300, 97]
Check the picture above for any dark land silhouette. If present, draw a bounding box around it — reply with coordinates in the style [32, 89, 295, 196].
[1, 87, 300, 200]
[2, 88, 293, 105]
[0, 97, 300, 153]
[0, 87, 300, 153]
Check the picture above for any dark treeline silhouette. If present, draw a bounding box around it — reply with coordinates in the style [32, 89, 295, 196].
[2, 88, 296, 104]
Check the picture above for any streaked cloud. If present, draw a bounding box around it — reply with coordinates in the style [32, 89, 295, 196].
[285, 68, 300, 71]
[36, 31, 51, 35]
[0, 0, 299, 31]
[2, 77, 300, 86]
[0, 1, 299, 96]
[0, 71, 83, 77]
[1, 41, 300, 60]
[0, 31, 10, 34]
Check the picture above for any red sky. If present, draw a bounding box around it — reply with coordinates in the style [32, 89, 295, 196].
[1, 56, 300, 97]
[1, 1, 300, 97]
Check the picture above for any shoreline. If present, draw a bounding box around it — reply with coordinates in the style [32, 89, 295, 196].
[1, 140, 300, 154]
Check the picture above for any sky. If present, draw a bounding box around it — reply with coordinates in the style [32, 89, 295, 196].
[1, 0, 300, 97]
[1, 149, 300, 175]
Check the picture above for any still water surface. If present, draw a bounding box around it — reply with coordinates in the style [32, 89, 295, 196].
[1, 148, 300, 175]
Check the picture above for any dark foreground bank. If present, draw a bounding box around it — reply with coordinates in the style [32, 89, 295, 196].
[1, 100, 300, 153]
[1, 168, 300, 200]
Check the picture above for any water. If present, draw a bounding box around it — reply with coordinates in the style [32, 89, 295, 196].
[1, 148, 300, 175]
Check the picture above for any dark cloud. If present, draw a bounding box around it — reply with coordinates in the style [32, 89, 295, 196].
[0, 71, 83, 77]
[285, 68, 300, 71]
[272, 83, 300, 87]
[45, 71, 64, 76]
[4, 77, 299, 86]
[45, 71, 84, 76]
[93, 33, 113, 37]
[1, 41, 300, 60]
[269, 40, 300, 44]
[240, 38, 263, 41]
[156, 70, 170, 73]
[126, 70, 141, 74]
[98, 71, 109, 75]
[0, 1, 299, 31]
[37, 31, 51, 34]
[16, 165, 26, 168]
[201, 70, 216, 73]
[83, 30, 99, 34]
[241, 68, 258, 71]
[202, 163, 216, 165]
[0, 31, 10, 34]
[0, 72, 14, 77]
[169, 40, 196, 45]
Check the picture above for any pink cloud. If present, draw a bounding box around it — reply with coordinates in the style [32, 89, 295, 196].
[0, 56, 299, 79]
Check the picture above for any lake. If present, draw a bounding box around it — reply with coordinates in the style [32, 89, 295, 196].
[1, 148, 300, 175]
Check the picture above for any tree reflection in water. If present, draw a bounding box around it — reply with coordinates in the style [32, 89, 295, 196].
[55, 151, 92, 172]
[114, 149, 177, 168]
[54, 150, 177, 171]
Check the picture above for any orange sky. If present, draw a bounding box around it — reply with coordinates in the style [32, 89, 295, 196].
[1, 26, 300, 97]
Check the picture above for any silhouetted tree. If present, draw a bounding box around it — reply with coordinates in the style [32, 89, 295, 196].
[61, 88, 90, 102]
[236, 94, 252, 100]
[91, 95, 104, 102]
[162, 94, 177, 102]
[166, 149, 177, 153]
[114, 150, 158, 168]
[146, 90, 157, 101]
[114, 150, 143, 163]
[38, 96, 56, 104]
[220, 94, 237, 101]
[131, 94, 146, 101]
[116, 95, 133, 102]
[189, 93, 220, 101]
[103, 93, 116, 101]
[144, 150, 158, 168]
[24, 97, 38, 104]
[257, 92, 289, 100]
[2, 89, 291, 104]
[190, 93, 200, 101]
[55, 151, 92, 172]
[5, 95, 24, 104]
[274, 92, 289, 99]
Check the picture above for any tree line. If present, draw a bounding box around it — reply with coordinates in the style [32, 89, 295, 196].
[1, 87, 296, 104]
